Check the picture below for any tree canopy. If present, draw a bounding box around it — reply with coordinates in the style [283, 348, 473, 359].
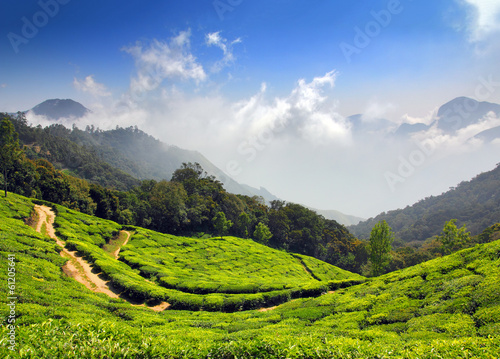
[437, 219, 470, 255]
[253, 222, 273, 244]
[369, 220, 394, 276]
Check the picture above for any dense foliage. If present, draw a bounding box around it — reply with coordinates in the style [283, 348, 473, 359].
[350, 162, 500, 244]
[1, 193, 499, 358]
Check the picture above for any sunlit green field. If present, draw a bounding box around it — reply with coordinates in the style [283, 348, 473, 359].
[53, 204, 364, 311]
[1, 193, 499, 358]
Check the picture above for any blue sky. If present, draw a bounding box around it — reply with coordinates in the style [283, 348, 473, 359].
[1, 0, 500, 217]
[2, 0, 498, 111]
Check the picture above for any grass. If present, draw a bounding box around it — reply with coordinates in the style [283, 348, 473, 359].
[1, 192, 499, 358]
[49, 207, 365, 310]
[118, 227, 363, 294]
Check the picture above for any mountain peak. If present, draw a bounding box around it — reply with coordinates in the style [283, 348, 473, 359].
[30, 99, 90, 120]
[436, 96, 500, 133]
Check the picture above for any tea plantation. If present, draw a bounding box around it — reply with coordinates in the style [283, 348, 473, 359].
[1, 193, 499, 358]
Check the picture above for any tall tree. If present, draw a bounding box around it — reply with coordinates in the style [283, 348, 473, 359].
[149, 181, 188, 233]
[212, 211, 232, 239]
[0, 118, 23, 197]
[369, 220, 394, 276]
[253, 222, 273, 244]
[437, 219, 470, 255]
[236, 212, 252, 238]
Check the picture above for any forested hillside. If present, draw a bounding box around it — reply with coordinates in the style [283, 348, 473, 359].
[350, 163, 500, 245]
[12, 112, 266, 199]
[9, 113, 140, 191]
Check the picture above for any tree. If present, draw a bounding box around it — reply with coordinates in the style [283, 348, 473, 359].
[437, 219, 470, 255]
[149, 181, 188, 233]
[369, 220, 394, 276]
[0, 118, 23, 197]
[212, 211, 232, 239]
[253, 222, 273, 244]
[236, 212, 252, 238]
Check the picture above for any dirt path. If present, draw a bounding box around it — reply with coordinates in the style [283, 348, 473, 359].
[257, 306, 277, 312]
[34, 205, 169, 311]
[112, 231, 131, 259]
[35, 205, 121, 298]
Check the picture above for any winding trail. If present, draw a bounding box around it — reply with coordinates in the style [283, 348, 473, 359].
[112, 231, 131, 259]
[34, 205, 169, 311]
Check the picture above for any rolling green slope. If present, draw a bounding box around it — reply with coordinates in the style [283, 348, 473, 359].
[52, 204, 364, 311]
[1, 193, 500, 358]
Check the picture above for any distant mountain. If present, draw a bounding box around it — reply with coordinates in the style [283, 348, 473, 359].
[308, 207, 365, 226]
[29, 99, 91, 120]
[23, 99, 267, 199]
[238, 184, 281, 203]
[394, 122, 430, 137]
[436, 97, 500, 134]
[393, 97, 500, 138]
[349, 163, 500, 244]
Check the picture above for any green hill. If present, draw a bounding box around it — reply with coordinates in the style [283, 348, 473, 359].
[1, 193, 500, 357]
[49, 199, 365, 311]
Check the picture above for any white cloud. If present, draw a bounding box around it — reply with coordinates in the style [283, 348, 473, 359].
[290, 71, 336, 112]
[229, 70, 350, 145]
[205, 31, 242, 72]
[410, 110, 500, 157]
[362, 100, 396, 122]
[300, 112, 351, 145]
[0, 84, 7, 89]
[73, 75, 111, 97]
[460, 0, 500, 41]
[123, 30, 207, 95]
[401, 107, 438, 126]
